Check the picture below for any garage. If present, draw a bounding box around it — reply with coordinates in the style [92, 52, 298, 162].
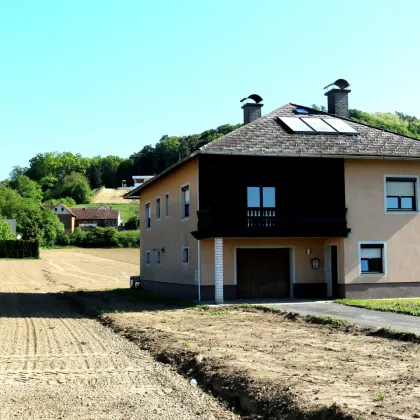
[236, 248, 291, 298]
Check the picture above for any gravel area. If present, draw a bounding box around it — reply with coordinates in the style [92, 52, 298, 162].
[0, 250, 235, 419]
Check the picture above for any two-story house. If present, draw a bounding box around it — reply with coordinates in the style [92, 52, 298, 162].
[126, 80, 420, 303]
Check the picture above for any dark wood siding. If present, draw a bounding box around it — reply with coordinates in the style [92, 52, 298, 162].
[236, 248, 290, 298]
[195, 155, 348, 238]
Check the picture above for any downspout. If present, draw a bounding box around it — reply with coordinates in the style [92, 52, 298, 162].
[197, 157, 201, 301]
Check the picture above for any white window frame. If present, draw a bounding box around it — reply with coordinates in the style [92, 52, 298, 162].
[145, 201, 151, 230]
[182, 246, 189, 264]
[156, 250, 161, 265]
[165, 192, 170, 217]
[145, 250, 151, 265]
[358, 241, 387, 277]
[384, 174, 420, 215]
[180, 184, 190, 220]
[156, 197, 161, 220]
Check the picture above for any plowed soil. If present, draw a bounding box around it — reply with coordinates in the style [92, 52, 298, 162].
[87, 300, 420, 419]
[0, 250, 235, 419]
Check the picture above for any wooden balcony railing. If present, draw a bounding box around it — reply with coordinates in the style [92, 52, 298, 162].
[192, 206, 349, 239]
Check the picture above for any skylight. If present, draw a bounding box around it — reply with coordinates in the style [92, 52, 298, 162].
[294, 107, 309, 115]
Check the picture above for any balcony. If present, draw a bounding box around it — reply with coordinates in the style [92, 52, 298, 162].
[192, 206, 349, 239]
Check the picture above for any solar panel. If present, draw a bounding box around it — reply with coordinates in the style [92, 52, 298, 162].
[323, 118, 358, 134]
[278, 117, 314, 133]
[302, 118, 337, 133]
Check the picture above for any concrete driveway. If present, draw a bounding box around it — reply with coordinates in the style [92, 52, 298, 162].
[256, 300, 420, 335]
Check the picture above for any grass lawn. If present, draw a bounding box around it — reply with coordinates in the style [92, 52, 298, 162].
[336, 298, 420, 316]
[72, 203, 137, 223]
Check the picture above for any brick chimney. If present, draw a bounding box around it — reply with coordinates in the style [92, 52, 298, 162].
[240, 94, 263, 124]
[324, 79, 351, 118]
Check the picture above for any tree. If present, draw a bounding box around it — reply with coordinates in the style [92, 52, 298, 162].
[48, 172, 92, 204]
[39, 209, 64, 246]
[0, 220, 15, 240]
[9, 175, 43, 202]
[70, 179, 91, 204]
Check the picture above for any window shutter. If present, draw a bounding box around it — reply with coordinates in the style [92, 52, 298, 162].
[386, 181, 415, 197]
[361, 248, 381, 258]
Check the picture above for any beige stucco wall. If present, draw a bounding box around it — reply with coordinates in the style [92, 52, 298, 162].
[200, 237, 344, 287]
[344, 159, 420, 284]
[139, 158, 198, 285]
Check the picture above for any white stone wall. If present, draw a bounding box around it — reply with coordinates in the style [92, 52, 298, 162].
[214, 238, 224, 303]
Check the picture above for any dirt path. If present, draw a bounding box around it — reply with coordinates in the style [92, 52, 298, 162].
[0, 250, 234, 419]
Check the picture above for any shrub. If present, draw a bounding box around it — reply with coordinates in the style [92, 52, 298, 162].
[84, 227, 120, 248]
[117, 230, 140, 248]
[56, 231, 71, 246]
[0, 220, 16, 240]
[69, 227, 88, 246]
[125, 215, 139, 230]
[64, 227, 139, 248]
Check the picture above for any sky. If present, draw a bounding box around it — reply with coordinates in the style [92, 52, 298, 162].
[1, 0, 420, 179]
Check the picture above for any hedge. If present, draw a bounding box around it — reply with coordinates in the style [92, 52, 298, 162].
[57, 227, 140, 248]
[0, 240, 40, 259]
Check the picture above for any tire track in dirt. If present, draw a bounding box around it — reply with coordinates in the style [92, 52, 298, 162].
[0, 251, 235, 419]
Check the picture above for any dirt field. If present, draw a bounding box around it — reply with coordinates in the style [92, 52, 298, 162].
[92, 187, 129, 204]
[0, 250, 234, 419]
[83, 298, 420, 419]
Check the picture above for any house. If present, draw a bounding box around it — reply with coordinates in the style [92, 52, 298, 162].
[125, 79, 420, 302]
[42, 204, 122, 232]
[132, 175, 154, 188]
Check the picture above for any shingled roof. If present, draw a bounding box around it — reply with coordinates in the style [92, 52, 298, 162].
[71, 208, 120, 220]
[125, 103, 420, 198]
[200, 103, 420, 158]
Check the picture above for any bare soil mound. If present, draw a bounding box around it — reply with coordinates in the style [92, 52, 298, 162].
[92, 187, 129, 204]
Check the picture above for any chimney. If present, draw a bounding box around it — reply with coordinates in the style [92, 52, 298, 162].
[324, 79, 351, 118]
[240, 94, 263, 124]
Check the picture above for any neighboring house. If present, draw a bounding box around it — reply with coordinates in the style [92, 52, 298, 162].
[132, 175, 154, 189]
[5, 219, 16, 235]
[42, 203, 76, 232]
[72, 206, 121, 229]
[42, 204, 121, 232]
[125, 79, 420, 302]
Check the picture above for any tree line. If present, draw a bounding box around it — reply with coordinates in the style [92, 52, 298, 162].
[312, 105, 420, 139]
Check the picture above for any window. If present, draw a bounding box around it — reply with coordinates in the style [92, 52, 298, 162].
[385, 177, 417, 211]
[247, 186, 276, 208]
[146, 251, 151, 264]
[360, 243, 385, 275]
[165, 193, 170, 216]
[156, 250, 161, 264]
[181, 185, 190, 219]
[182, 247, 189, 263]
[145, 203, 151, 228]
[156, 198, 161, 219]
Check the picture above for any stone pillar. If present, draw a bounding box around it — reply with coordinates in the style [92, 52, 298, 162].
[214, 238, 224, 304]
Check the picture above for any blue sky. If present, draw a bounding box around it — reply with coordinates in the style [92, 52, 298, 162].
[0, 0, 419, 179]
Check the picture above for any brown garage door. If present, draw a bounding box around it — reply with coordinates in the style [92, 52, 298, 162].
[237, 248, 290, 298]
